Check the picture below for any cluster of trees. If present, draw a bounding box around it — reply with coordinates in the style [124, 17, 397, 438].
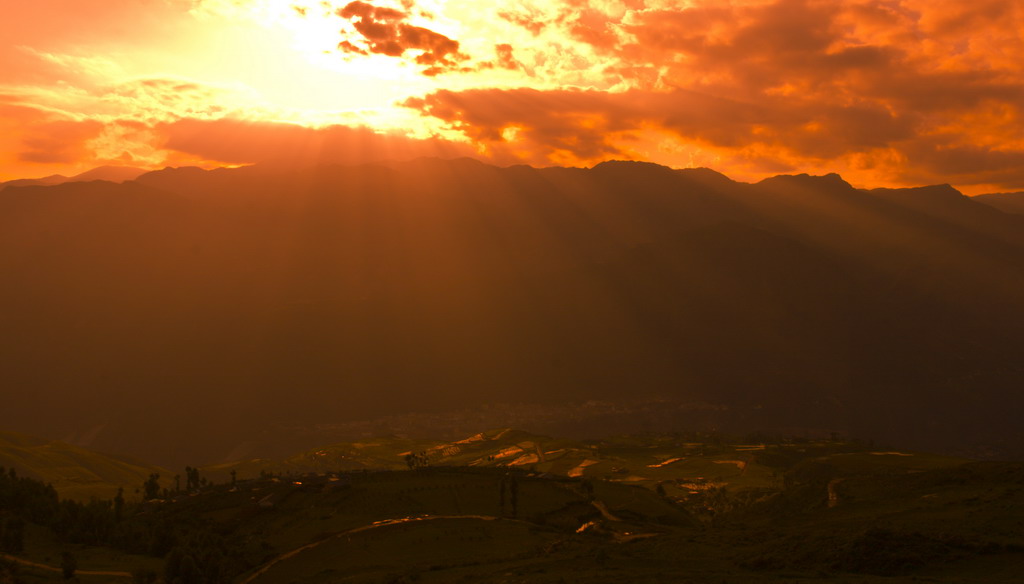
[147, 467, 209, 502]
[0, 467, 58, 553]
[404, 452, 430, 469]
[183, 467, 205, 492]
[144, 474, 162, 500]
[0, 467, 60, 522]
[0, 466, 269, 584]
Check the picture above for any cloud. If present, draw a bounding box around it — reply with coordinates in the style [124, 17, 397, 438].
[405, 87, 916, 165]
[0, 98, 107, 173]
[404, 0, 1024, 191]
[0, 71, 258, 177]
[335, 0, 469, 75]
[476, 44, 522, 72]
[18, 120, 106, 164]
[3, 0, 1022, 192]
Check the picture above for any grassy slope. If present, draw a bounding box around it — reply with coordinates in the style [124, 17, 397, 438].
[0, 431, 168, 501]
[4, 430, 1022, 582]
[227, 437, 1020, 584]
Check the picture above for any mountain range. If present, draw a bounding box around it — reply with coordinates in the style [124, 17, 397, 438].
[2, 159, 1023, 466]
[0, 165, 149, 192]
[975, 191, 1024, 216]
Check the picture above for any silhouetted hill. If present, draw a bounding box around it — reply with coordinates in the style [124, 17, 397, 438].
[976, 191, 1024, 216]
[2, 159, 1023, 466]
[0, 165, 148, 192]
[69, 164, 149, 183]
[0, 173, 68, 191]
[0, 430, 166, 500]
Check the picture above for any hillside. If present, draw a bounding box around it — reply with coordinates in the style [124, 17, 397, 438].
[1, 159, 1024, 465]
[976, 191, 1024, 216]
[1, 432, 1021, 583]
[0, 431, 166, 500]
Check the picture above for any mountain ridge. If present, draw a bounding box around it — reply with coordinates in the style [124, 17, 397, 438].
[0, 165, 149, 192]
[974, 191, 1024, 216]
[2, 157, 1023, 466]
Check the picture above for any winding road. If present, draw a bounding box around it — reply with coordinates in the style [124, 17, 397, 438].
[1, 553, 131, 578]
[238, 514, 524, 584]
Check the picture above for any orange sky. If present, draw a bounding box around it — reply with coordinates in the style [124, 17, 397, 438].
[3, 0, 1023, 193]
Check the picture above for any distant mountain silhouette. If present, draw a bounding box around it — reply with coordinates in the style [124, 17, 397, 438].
[0, 173, 69, 190]
[975, 191, 1024, 216]
[2, 159, 1023, 465]
[70, 165, 151, 183]
[0, 165, 149, 192]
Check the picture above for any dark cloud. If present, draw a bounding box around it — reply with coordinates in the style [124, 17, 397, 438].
[900, 140, 1024, 188]
[494, 44, 519, 70]
[405, 87, 917, 166]
[336, 0, 468, 75]
[337, 40, 368, 56]
[477, 44, 522, 72]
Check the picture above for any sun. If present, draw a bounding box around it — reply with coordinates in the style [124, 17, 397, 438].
[179, 0, 441, 130]
[175, 0, 617, 135]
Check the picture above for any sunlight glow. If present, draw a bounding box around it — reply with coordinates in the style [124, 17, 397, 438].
[3, 0, 1022, 192]
[180, 0, 629, 130]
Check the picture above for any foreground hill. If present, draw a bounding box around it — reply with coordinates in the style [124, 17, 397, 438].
[0, 431, 166, 500]
[1, 432, 1021, 583]
[1, 158, 1024, 464]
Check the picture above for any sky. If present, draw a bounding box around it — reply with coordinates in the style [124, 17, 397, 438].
[2, 0, 1023, 193]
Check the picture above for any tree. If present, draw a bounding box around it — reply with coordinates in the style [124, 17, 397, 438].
[143, 474, 160, 500]
[509, 476, 519, 518]
[114, 487, 125, 521]
[60, 551, 77, 580]
[404, 452, 429, 470]
[183, 467, 201, 492]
